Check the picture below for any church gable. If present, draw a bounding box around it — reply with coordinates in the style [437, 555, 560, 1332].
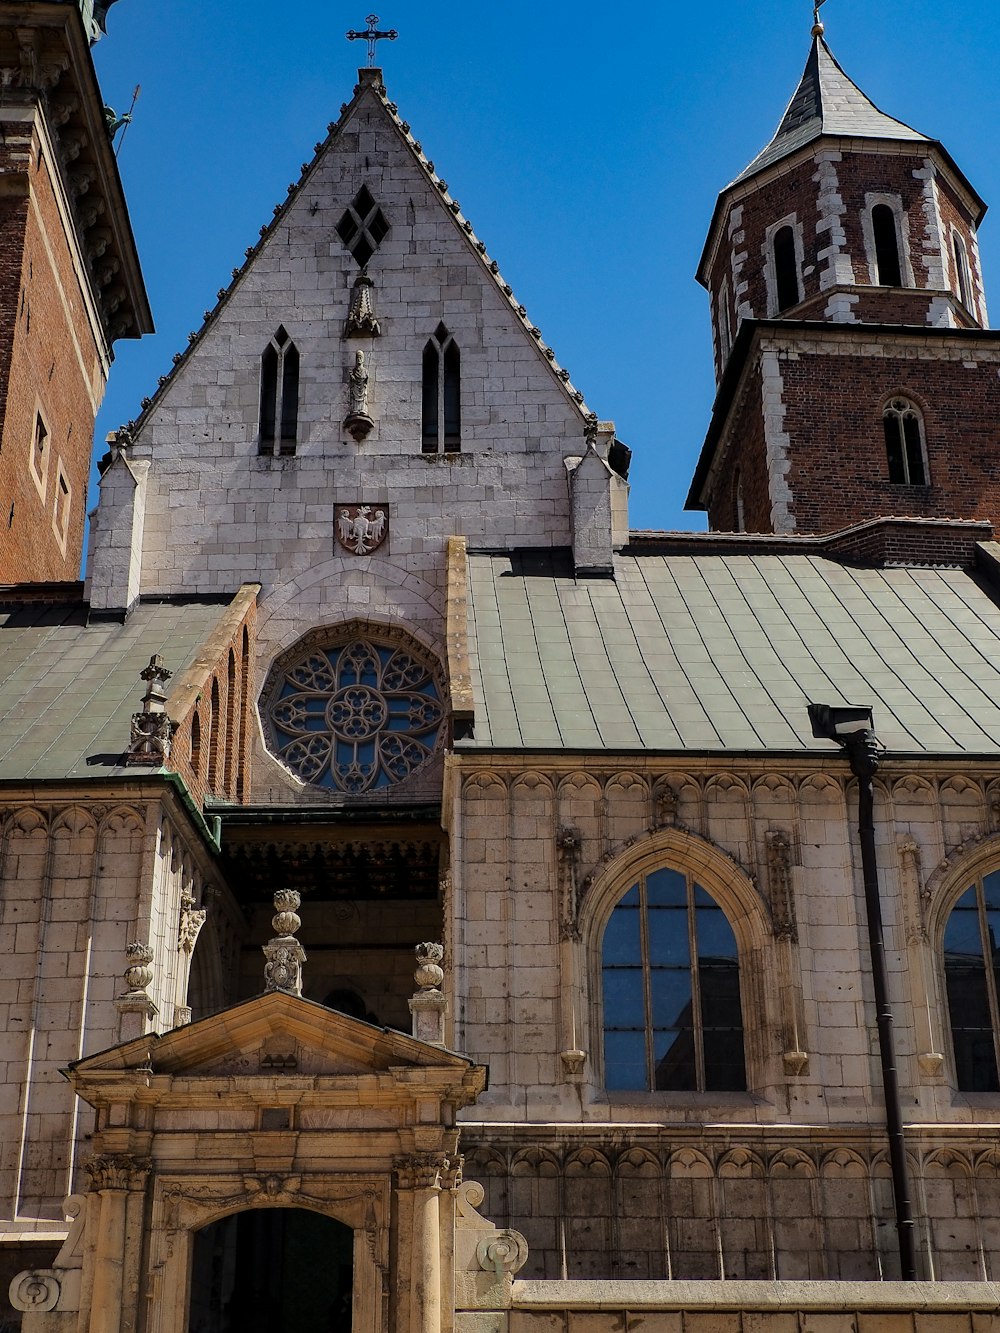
[105, 70, 596, 602]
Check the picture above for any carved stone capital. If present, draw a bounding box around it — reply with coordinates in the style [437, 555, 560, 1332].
[85, 1154, 151, 1192]
[560, 1049, 587, 1082]
[394, 1153, 449, 1191]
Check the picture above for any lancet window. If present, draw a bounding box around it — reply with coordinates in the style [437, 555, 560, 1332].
[944, 871, 1000, 1092]
[422, 323, 461, 453]
[601, 867, 746, 1093]
[953, 232, 973, 310]
[258, 326, 299, 455]
[882, 396, 927, 485]
[872, 204, 903, 287]
[772, 224, 800, 314]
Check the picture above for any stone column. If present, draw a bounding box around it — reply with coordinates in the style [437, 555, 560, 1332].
[84, 1155, 150, 1333]
[396, 1154, 448, 1333]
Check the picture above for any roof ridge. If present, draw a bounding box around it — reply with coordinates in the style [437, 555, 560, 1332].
[114, 74, 592, 445]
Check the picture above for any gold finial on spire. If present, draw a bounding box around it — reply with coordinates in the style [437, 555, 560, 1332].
[812, 0, 827, 37]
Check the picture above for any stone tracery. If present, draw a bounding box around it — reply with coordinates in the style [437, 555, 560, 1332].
[262, 633, 445, 793]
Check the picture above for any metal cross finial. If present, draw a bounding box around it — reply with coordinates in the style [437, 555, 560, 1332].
[812, 0, 827, 36]
[346, 13, 398, 67]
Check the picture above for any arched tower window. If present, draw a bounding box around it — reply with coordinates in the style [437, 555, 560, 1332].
[944, 871, 1000, 1091]
[421, 323, 461, 453]
[772, 225, 800, 313]
[601, 867, 746, 1093]
[258, 326, 299, 456]
[953, 232, 972, 310]
[716, 280, 733, 364]
[882, 397, 927, 485]
[871, 204, 903, 287]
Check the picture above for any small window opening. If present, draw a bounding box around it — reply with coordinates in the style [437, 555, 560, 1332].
[872, 204, 903, 287]
[772, 225, 800, 313]
[337, 185, 390, 268]
[953, 232, 972, 310]
[422, 323, 461, 453]
[258, 327, 299, 455]
[53, 469, 70, 545]
[883, 397, 927, 485]
[30, 412, 48, 493]
[190, 711, 202, 777]
[207, 677, 221, 791]
[717, 284, 732, 362]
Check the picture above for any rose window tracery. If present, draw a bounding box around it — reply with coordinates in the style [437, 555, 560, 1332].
[263, 636, 445, 792]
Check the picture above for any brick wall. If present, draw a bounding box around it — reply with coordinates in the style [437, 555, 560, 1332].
[0, 117, 106, 583]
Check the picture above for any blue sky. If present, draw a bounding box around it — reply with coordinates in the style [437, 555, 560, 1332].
[89, 1, 1000, 536]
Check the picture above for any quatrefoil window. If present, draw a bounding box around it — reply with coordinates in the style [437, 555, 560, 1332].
[263, 636, 444, 792]
[336, 185, 390, 268]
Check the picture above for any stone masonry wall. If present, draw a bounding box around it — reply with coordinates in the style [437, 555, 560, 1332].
[0, 791, 233, 1227]
[449, 756, 1000, 1280]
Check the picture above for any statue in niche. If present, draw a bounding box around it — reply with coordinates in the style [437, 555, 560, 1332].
[344, 350, 374, 441]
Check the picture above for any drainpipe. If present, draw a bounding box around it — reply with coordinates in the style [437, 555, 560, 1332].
[808, 704, 918, 1280]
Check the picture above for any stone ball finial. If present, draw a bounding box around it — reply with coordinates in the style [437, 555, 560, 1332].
[272, 889, 302, 938]
[414, 941, 444, 991]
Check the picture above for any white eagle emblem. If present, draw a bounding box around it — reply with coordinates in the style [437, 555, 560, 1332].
[335, 504, 388, 555]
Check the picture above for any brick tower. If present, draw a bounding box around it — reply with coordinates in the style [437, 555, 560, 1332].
[0, 0, 150, 584]
[687, 20, 999, 538]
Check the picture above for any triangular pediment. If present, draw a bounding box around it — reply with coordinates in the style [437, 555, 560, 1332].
[71, 991, 477, 1081]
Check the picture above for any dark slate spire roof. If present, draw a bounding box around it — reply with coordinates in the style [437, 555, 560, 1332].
[732, 36, 929, 186]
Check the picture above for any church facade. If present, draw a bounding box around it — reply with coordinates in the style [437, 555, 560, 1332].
[4, 4, 1000, 1331]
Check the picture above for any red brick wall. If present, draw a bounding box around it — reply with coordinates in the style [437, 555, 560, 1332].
[708, 341, 1000, 535]
[711, 365, 774, 534]
[169, 597, 258, 808]
[704, 148, 984, 378]
[0, 119, 105, 583]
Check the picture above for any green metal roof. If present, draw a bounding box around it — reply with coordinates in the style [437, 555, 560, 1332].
[0, 600, 229, 780]
[463, 551, 1000, 756]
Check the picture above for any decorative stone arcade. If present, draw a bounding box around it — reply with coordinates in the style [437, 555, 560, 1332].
[9, 992, 527, 1333]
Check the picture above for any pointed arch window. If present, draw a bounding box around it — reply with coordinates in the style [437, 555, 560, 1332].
[872, 204, 903, 287]
[953, 232, 972, 310]
[601, 867, 746, 1093]
[944, 872, 1000, 1092]
[422, 323, 461, 454]
[772, 225, 800, 314]
[258, 326, 299, 455]
[883, 397, 927, 485]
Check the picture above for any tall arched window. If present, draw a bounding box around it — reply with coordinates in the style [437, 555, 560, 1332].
[421, 322, 460, 453]
[871, 204, 903, 287]
[945, 871, 1000, 1091]
[882, 396, 927, 485]
[601, 867, 746, 1093]
[772, 225, 800, 313]
[953, 232, 972, 310]
[258, 326, 299, 455]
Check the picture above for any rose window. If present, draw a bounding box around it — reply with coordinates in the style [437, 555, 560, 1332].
[263, 637, 444, 792]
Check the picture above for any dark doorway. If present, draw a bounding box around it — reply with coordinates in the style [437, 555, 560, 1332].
[189, 1208, 353, 1333]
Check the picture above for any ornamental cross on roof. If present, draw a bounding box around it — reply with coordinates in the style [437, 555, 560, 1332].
[346, 13, 398, 66]
[812, 0, 826, 35]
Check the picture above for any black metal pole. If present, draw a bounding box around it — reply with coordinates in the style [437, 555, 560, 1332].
[845, 729, 918, 1281]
